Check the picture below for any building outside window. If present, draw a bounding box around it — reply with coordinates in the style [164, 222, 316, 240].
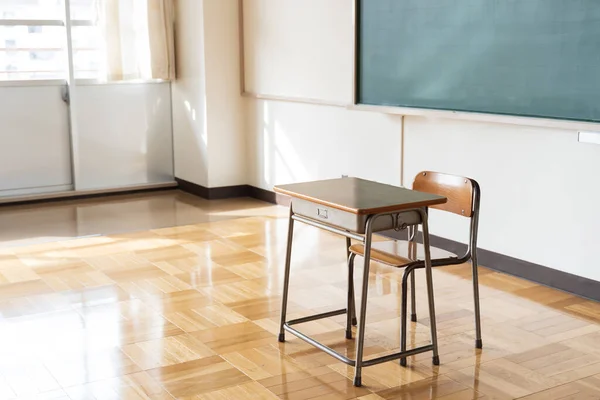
[0, 0, 97, 81]
[0, 0, 174, 83]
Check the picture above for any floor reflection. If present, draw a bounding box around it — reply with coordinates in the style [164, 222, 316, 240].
[0, 195, 598, 398]
[0, 190, 285, 247]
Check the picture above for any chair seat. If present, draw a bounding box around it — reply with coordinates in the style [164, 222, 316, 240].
[349, 240, 457, 267]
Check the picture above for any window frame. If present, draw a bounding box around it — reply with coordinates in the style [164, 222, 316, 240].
[0, 16, 94, 85]
[0, 4, 158, 86]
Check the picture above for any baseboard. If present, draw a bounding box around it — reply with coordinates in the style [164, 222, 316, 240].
[175, 178, 253, 200]
[247, 185, 291, 206]
[175, 178, 210, 199]
[175, 179, 294, 205]
[382, 229, 600, 302]
[0, 182, 177, 208]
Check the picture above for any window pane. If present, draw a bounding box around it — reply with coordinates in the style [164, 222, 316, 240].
[71, 25, 100, 79]
[69, 0, 95, 20]
[0, 25, 64, 80]
[0, 0, 65, 20]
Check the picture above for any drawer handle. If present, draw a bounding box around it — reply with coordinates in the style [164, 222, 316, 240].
[317, 208, 328, 219]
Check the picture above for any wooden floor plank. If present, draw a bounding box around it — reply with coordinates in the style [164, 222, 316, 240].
[0, 195, 599, 399]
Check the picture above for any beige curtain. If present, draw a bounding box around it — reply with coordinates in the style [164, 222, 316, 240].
[95, 0, 175, 81]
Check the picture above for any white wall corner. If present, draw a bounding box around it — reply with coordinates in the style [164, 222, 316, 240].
[171, 0, 210, 187]
[172, 0, 247, 189]
[204, 0, 247, 188]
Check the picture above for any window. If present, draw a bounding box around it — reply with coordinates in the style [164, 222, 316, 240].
[0, 0, 174, 82]
[72, 25, 101, 79]
[1, 0, 65, 80]
[0, 0, 64, 21]
[0, 24, 65, 80]
[0, 0, 97, 81]
[30, 51, 55, 61]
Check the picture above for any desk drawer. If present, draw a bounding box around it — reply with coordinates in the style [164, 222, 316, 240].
[291, 198, 421, 234]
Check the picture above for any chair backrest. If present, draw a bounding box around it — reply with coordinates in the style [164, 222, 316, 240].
[413, 171, 478, 217]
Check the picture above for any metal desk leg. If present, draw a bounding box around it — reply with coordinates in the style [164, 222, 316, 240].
[345, 236, 352, 261]
[419, 208, 440, 365]
[278, 206, 295, 343]
[400, 266, 413, 367]
[353, 217, 374, 387]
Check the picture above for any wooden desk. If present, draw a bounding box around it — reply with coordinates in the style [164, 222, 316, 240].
[274, 178, 447, 387]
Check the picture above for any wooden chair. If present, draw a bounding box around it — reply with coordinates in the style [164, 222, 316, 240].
[347, 171, 482, 366]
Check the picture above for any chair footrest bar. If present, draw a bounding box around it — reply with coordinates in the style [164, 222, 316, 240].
[283, 324, 356, 366]
[287, 308, 348, 326]
[362, 345, 433, 367]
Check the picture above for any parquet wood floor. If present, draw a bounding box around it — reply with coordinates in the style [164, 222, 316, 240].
[0, 196, 599, 399]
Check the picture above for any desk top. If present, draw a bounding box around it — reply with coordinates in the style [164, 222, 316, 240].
[274, 178, 447, 215]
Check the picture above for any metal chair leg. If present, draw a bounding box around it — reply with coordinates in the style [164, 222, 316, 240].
[470, 183, 482, 349]
[278, 206, 295, 343]
[346, 252, 356, 339]
[408, 226, 417, 322]
[353, 218, 374, 387]
[472, 250, 483, 349]
[400, 266, 414, 367]
[419, 209, 440, 366]
[410, 270, 417, 322]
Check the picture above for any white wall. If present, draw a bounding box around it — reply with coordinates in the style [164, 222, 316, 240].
[171, 0, 209, 187]
[405, 117, 600, 281]
[0, 85, 72, 196]
[243, 0, 353, 104]
[243, 0, 401, 188]
[246, 99, 402, 188]
[241, 0, 600, 282]
[75, 83, 174, 190]
[171, 0, 246, 188]
[241, 0, 403, 188]
[203, 0, 246, 187]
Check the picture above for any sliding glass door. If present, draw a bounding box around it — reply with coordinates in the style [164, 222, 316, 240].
[0, 0, 76, 196]
[0, 0, 175, 198]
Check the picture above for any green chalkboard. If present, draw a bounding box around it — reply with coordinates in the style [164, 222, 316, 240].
[357, 0, 600, 122]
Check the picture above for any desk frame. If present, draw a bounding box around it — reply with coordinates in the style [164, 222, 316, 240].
[278, 205, 440, 387]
